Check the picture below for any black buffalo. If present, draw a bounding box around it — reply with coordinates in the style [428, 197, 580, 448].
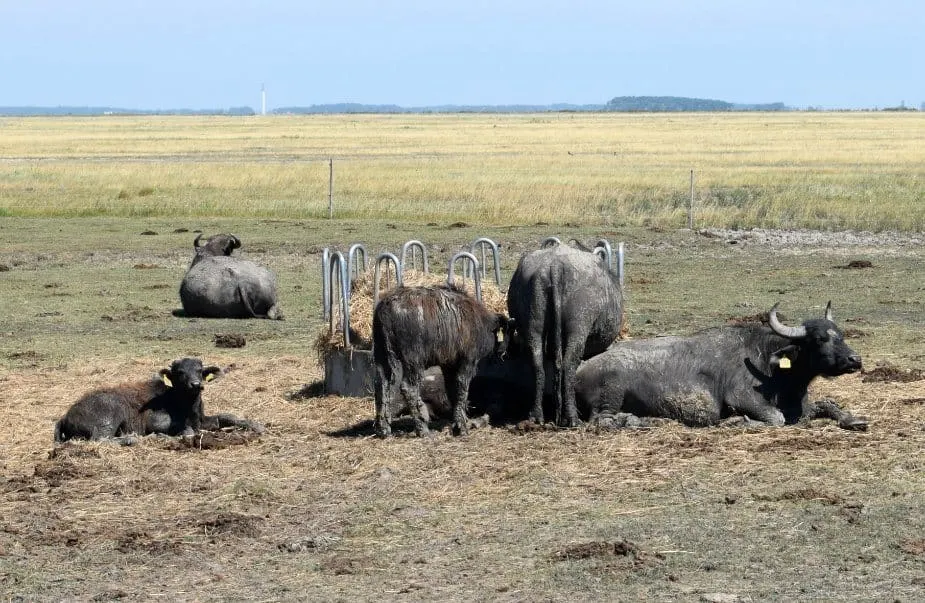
[55, 357, 263, 442]
[179, 233, 282, 319]
[507, 241, 623, 427]
[575, 303, 866, 429]
[373, 284, 511, 437]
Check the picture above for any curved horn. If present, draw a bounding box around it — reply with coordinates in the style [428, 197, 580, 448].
[768, 303, 807, 339]
[193, 233, 203, 248]
[824, 301, 834, 322]
[229, 235, 242, 249]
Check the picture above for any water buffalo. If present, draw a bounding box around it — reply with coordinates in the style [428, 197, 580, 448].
[179, 233, 282, 319]
[373, 284, 511, 437]
[507, 241, 623, 427]
[575, 302, 866, 429]
[54, 357, 263, 442]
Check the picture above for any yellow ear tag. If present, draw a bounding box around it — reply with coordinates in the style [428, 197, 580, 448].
[778, 357, 791, 370]
[162, 374, 173, 387]
[497, 331, 504, 342]
[205, 373, 216, 382]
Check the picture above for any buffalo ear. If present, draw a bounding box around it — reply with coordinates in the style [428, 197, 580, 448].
[202, 366, 222, 382]
[159, 368, 174, 388]
[770, 344, 800, 370]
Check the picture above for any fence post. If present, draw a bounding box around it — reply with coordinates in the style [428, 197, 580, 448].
[688, 169, 694, 229]
[328, 158, 334, 219]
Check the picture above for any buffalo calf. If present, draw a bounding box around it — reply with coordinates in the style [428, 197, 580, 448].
[373, 284, 511, 437]
[54, 357, 262, 442]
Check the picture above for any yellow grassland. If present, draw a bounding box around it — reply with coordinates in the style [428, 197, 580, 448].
[0, 112, 922, 229]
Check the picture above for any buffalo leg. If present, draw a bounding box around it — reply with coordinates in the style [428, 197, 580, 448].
[201, 413, 265, 434]
[740, 405, 786, 426]
[400, 370, 429, 437]
[528, 337, 546, 424]
[807, 398, 868, 431]
[374, 360, 400, 438]
[558, 330, 586, 428]
[444, 365, 474, 436]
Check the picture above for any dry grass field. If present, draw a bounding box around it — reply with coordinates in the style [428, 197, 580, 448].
[1, 114, 925, 600]
[1, 112, 924, 230]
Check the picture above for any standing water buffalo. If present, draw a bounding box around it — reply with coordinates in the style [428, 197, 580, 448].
[179, 233, 282, 319]
[575, 302, 867, 429]
[373, 284, 511, 437]
[55, 357, 263, 442]
[507, 241, 623, 427]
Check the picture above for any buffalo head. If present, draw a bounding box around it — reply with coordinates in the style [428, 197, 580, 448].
[768, 302, 862, 377]
[159, 357, 222, 392]
[193, 233, 241, 258]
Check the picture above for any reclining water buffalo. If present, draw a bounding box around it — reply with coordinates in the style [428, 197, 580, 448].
[575, 302, 867, 429]
[507, 239, 623, 427]
[54, 357, 263, 443]
[373, 284, 512, 437]
[179, 233, 282, 319]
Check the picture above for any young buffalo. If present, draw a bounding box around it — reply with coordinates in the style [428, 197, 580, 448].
[54, 357, 262, 442]
[373, 284, 511, 437]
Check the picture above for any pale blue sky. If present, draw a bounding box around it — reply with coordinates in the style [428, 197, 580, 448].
[1, 1, 922, 110]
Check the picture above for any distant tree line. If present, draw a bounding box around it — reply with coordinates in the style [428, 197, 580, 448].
[606, 96, 787, 112]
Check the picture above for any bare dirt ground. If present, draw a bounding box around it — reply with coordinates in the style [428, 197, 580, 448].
[1, 219, 925, 601]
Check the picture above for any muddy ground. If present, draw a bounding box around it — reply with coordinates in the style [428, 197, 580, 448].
[1, 218, 924, 601]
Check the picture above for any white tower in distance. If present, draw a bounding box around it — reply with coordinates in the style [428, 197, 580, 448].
[261, 84, 267, 116]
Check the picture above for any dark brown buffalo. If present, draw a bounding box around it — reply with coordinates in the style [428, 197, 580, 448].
[372, 284, 511, 437]
[55, 357, 263, 443]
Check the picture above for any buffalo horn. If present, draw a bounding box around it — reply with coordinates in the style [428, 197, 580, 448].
[824, 301, 834, 322]
[230, 235, 242, 249]
[768, 303, 807, 339]
[193, 234, 203, 248]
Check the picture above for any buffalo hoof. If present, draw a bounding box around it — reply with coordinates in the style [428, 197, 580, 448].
[838, 415, 869, 431]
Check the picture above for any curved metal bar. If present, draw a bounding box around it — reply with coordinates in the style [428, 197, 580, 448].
[540, 236, 561, 248]
[321, 247, 331, 322]
[373, 252, 403, 306]
[399, 240, 429, 276]
[468, 237, 502, 286]
[347, 243, 368, 284]
[447, 251, 482, 301]
[617, 242, 625, 288]
[328, 251, 351, 347]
